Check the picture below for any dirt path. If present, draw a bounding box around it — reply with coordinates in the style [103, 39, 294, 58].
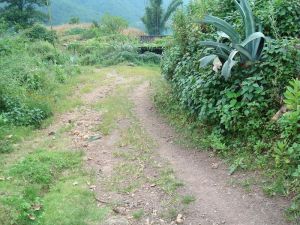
[45, 67, 292, 225]
[132, 82, 290, 225]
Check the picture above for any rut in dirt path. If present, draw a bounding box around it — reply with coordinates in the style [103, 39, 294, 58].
[132, 82, 291, 225]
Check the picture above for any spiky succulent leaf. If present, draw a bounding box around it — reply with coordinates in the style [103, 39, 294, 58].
[234, 45, 253, 60]
[201, 15, 241, 44]
[199, 41, 232, 53]
[200, 55, 218, 67]
[240, 32, 266, 59]
[221, 50, 239, 80]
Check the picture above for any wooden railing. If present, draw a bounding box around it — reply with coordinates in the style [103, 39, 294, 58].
[140, 35, 168, 43]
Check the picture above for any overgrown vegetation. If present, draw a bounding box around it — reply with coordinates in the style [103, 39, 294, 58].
[0, 26, 81, 153]
[158, 0, 300, 221]
[62, 14, 162, 66]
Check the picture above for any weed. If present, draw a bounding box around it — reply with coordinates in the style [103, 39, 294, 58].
[181, 195, 196, 205]
[94, 86, 133, 135]
[155, 168, 184, 195]
[132, 209, 144, 220]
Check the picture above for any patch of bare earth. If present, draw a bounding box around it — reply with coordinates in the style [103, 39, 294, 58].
[45, 69, 187, 225]
[132, 82, 292, 225]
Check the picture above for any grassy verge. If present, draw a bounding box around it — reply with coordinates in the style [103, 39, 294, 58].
[0, 67, 113, 225]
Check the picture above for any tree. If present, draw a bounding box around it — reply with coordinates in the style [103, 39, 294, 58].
[142, 0, 182, 35]
[99, 13, 128, 34]
[0, 0, 47, 28]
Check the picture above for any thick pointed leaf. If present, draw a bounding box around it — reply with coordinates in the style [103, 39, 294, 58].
[200, 54, 217, 67]
[221, 50, 239, 80]
[241, 32, 265, 46]
[216, 49, 230, 60]
[201, 15, 241, 44]
[240, 32, 266, 59]
[199, 41, 232, 53]
[234, 0, 246, 23]
[240, 0, 255, 37]
[234, 44, 253, 60]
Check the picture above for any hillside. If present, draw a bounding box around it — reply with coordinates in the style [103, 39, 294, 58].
[49, 0, 189, 28]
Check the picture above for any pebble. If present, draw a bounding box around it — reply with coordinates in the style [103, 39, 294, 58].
[176, 214, 184, 224]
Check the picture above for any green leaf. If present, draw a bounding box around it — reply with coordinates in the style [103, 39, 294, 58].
[234, 44, 253, 60]
[201, 15, 241, 44]
[200, 54, 217, 67]
[221, 50, 239, 80]
[240, 32, 266, 47]
[199, 41, 232, 53]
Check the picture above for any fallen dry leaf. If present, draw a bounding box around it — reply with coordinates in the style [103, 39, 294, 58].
[89, 185, 97, 191]
[28, 214, 36, 220]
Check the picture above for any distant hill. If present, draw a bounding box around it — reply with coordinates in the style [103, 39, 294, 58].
[48, 0, 189, 29]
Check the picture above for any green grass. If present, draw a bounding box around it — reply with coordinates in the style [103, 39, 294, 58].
[105, 162, 146, 193]
[0, 149, 107, 225]
[41, 178, 109, 225]
[132, 209, 144, 220]
[0, 125, 33, 154]
[93, 86, 133, 135]
[9, 150, 82, 186]
[155, 168, 184, 195]
[181, 195, 196, 205]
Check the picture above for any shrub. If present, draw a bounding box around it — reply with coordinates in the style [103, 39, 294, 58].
[28, 41, 67, 64]
[23, 24, 58, 44]
[254, 0, 300, 38]
[99, 13, 128, 34]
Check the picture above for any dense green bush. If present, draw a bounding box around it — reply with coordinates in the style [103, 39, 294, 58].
[254, 0, 300, 38]
[23, 24, 58, 44]
[209, 0, 300, 38]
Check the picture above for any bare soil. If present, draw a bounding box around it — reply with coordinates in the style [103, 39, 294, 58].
[132, 82, 291, 225]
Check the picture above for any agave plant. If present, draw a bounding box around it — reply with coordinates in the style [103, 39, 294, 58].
[198, 0, 267, 80]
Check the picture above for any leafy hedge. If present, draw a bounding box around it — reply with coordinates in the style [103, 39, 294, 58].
[160, 0, 300, 220]
[209, 0, 300, 38]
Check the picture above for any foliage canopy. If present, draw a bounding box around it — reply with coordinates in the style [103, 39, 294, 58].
[0, 0, 48, 28]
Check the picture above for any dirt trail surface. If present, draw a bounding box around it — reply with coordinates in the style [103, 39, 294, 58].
[45, 67, 291, 225]
[132, 82, 290, 225]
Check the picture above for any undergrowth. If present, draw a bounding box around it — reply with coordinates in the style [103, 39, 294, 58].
[0, 149, 108, 225]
